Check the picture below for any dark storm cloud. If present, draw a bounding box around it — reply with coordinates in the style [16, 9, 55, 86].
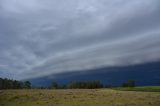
[0, 0, 160, 79]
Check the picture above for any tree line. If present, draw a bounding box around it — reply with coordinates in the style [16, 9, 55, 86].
[0, 77, 135, 89]
[68, 80, 103, 89]
[49, 80, 135, 89]
[49, 80, 104, 89]
[0, 78, 31, 89]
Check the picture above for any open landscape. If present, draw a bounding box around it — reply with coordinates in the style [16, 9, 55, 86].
[0, 88, 160, 106]
[0, 0, 160, 106]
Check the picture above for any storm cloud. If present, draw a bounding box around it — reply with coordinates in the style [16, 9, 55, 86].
[0, 0, 160, 79]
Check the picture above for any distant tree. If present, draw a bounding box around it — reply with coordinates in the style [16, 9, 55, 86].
[62, 84, 67, 89]
[24, 81, 31, 89]
[51, 81, 58, 89]
[0, 78, 3, 89]
[68, 80, 103, 89]
[0, 78, 32, 89]
[40, 86, 45, 89]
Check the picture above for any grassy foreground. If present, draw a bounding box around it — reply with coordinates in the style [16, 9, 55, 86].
[0, 89, 160, 106]
[112, 86, 160, 92]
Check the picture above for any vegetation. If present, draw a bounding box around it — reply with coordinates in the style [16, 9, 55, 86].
[49, 80, 135, 89]
[1, 78, 160, 93]
[50, 81, 59, 89]
[24, 81, 31, 89]
[0, 89, 160, 106]
[0, 77, 160, 106]
[113, 86, 160, 92]
[68, 80, 103, 89]
[48, 80, 104, 89]
[0, 77, 138, 90]
[0, 78, 31, 89]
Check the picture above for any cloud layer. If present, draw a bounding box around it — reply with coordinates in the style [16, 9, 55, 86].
[0, 0, 160, 79]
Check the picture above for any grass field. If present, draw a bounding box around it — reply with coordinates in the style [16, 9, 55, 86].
[113, 86, 160, 92]
[0, 89, 160, 106]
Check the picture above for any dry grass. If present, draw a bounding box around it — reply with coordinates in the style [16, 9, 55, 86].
[0, 89, 160, 106]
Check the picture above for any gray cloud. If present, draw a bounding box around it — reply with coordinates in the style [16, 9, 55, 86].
[0, 0, 160, 79]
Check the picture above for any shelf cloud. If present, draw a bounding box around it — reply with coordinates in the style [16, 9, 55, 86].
[0, 0, 160, 79]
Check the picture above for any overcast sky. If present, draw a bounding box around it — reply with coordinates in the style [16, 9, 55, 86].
[0, 0, 160, 80]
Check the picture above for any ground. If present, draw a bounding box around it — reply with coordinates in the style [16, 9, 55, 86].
[0, 89, 160, 106]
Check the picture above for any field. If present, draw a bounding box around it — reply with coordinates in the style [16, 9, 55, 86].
[0, 89, 160, 106]
[113, 86, 160, 92]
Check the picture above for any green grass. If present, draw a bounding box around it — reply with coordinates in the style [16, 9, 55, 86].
[0, 89, 160, 106]
[112, 86, 160, 92]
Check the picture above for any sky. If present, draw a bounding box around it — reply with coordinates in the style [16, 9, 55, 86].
[0, 0, 160, 80]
